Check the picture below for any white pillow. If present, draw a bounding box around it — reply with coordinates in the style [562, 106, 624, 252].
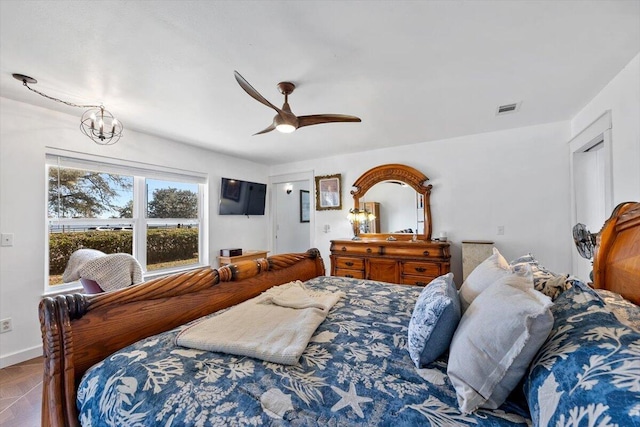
[458, 247, 510, 312]
[447, 270, 553, 414]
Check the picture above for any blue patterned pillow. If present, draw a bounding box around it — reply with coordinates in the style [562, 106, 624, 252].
[408, 273, 461, 368]
[510, 254, 570, 300]
[525, 281, 640, 427]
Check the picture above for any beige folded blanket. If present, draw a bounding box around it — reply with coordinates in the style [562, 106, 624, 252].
[62, 249, 143, 292]
[256, 280, 331, 310]
[176, 281, 344, 365]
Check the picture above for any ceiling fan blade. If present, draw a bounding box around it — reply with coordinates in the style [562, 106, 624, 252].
[253, 123, 276, 135]
[234, 71, 282, 113]
[297, 114, 362, 129]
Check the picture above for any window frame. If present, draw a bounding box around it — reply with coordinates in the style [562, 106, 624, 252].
[45, 150, 208, 293]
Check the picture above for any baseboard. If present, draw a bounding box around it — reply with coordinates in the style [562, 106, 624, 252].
[0, 344, 43, 368]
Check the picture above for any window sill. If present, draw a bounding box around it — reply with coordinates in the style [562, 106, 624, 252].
[143, 264, 209, 280]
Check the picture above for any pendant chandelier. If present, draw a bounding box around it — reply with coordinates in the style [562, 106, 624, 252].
[13, 74, 123, 145]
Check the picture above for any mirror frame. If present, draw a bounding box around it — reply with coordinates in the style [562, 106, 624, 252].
[351, 164, 433, 240]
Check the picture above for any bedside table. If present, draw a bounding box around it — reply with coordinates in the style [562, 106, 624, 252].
[218, 250, 269, 266]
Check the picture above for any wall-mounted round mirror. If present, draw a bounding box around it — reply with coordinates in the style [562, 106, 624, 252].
[351, 164, 432, 240]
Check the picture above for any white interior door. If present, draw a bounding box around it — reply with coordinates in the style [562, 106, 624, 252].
[573, 141, 606, 282]
[274, 180, 311, 254]
[569, 111, 613, 283]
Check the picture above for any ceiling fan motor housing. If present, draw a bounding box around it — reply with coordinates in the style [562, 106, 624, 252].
[274, 113, 298, 132]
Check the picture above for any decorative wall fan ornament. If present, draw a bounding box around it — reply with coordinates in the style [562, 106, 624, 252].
[234, 71, 361, 135]
[572, 223, 596, 260]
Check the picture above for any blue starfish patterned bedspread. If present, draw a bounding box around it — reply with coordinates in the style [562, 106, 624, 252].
[77, 276, 531, 426]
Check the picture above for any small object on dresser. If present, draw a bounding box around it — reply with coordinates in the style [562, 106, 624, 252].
[220, 248, 242, 257]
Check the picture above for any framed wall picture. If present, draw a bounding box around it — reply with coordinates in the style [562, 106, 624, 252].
[315, 174, 342, 211]
[300, 190, 310, 222]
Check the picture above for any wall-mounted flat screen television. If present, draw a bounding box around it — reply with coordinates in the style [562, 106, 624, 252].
[219, 177, 267, 215]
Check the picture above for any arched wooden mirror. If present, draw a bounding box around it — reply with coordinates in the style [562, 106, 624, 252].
[351, 164, 433, 240]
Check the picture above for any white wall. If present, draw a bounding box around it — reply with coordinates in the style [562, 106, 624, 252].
[0, 97, 270, 367]
[270, 121, 574, 284]
[571, 54, 640, 204]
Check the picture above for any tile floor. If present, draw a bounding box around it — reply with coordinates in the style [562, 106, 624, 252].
[0, 357, 42, 427]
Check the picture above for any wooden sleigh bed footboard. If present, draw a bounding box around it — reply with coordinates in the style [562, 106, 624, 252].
[39, 249, 325, 427]
[593, 202, 640, 305]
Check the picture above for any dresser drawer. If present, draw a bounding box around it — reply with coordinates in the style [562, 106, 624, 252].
[383, 245, 447, 259]
[334, 268, 365, 279]
[335, 257, 365, 270]
[401, 275, 437, 286]
[332, 242, 381, 256]
[401, 261, 441, 277]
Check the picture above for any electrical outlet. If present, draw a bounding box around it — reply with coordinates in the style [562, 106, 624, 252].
[0, 318, 12, 333]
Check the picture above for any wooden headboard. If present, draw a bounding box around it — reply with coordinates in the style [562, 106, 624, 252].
[592, 201, 640, 305]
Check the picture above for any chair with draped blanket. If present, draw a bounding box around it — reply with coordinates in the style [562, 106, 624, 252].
[62, 249, 143, 294]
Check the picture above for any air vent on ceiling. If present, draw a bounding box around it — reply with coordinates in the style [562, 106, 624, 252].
[496, 102, 521, 116]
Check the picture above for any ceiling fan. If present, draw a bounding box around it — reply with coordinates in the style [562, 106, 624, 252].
[234, 71, 361, 135]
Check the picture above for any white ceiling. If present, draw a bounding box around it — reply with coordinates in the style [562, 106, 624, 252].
[1, 1, 638, 165]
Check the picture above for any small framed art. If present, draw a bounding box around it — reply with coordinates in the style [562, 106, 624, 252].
[315, 174, 342, 211]
[300, 190, 310, 222]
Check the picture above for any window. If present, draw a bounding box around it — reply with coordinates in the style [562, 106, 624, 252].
[47, 154, 207, 290]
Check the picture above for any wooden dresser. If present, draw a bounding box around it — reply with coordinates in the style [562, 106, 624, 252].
[330, 239, 450, 286]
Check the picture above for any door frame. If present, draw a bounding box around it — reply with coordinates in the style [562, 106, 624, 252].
[568, 110, 613, 276]
[268, 171, 314, 255]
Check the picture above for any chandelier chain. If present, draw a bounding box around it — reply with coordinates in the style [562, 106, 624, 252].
[14, 73, 123, 145]
[22, 81, 101, 109]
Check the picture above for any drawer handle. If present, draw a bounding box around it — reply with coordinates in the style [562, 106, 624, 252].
[366, 248, 372, 253]
[345, 262, 354, 266]
[422, 251, 430, 256]
[414, 267, 426, 273]
[345, 274, 354, 278]
[415, 281, 428, 286]
[341, 246, 347, 251]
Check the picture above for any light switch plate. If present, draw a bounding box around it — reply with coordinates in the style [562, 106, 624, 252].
[1, 233, 13, 247]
